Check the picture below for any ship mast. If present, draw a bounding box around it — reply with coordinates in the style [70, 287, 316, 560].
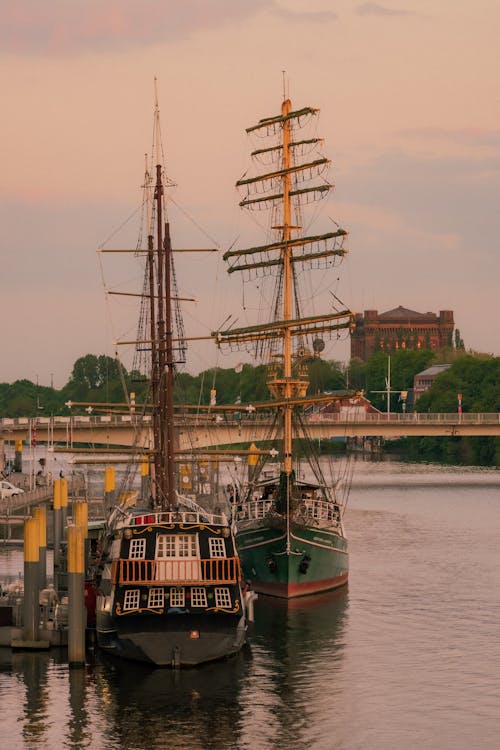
[149, 90, 175, 509]
[215, 97, 353, 479]
[89, 83, 191, 510]
[279, 98, 295, 477]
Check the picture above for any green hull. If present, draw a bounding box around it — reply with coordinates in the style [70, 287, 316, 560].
[236, 523, 348, 598]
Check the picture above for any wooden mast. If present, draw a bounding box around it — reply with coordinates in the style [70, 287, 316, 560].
[151, 85, 175, 510]
[281, 98, 294, 477]
[164, 219, 175, 510]
[214, 97, 354, 485]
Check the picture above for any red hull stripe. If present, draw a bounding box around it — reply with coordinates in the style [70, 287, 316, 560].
[253, 572, 348, 599]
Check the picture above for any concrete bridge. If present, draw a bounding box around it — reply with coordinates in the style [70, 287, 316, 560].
[1, 412, 500, 451]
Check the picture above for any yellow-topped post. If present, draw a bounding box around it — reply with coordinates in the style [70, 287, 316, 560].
[24, 517, 39, 563]
[68, 525, 84, 574]
[33, 506, 47, 590]
[14, 439, 23, 473]
[53, 478, 62, 569]
[104, 466, 115, 511]
[60, 477, 69, 533]
[73, 502, 88, 538]
[53, 478, 62, 509]
[73, 501, 89, 579]
[67, 525, 85, 666]
[248, 442, 260, 481]
[23, 517, 40, 642]
[140, 455, 150, 502]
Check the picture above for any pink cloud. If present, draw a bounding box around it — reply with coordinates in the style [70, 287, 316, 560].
[355, 2, 415, 17]
[1, 0, 273, 56]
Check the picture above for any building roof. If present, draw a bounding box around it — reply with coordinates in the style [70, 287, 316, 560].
[414, 364, 451, 379]
[378, 305, 436, 321]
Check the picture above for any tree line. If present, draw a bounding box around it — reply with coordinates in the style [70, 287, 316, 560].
[1, 350, 498, 465]
[1, 349, 498, 416]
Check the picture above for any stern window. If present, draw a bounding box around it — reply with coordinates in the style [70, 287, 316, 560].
[123, 589, 140, 611]
[129, 538, 146, 559]
[209, 537, 227, 558]
[169, 587, 185, 608]
[190, 587, 208, 607]
[147, 587, 164, 608]
[214, 587, 232, 609]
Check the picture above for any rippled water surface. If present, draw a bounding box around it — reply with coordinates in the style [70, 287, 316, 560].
[1, 464, 499, 749]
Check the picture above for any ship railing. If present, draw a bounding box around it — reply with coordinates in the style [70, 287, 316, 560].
[238, 499, 273, 520]
[130, 511, 228, 526]
[301, 498, 339, 523]
[112, 557, 241, 585]
[238, 497, 339, 524]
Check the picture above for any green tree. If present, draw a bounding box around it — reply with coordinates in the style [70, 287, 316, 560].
[454, 328, 465, 349]
[416, 356, 499, 413]
[307, 358, 345, 394]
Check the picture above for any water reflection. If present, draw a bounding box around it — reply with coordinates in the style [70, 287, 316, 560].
[2, 474, 500, 749]
[68, 668, 90, 749]
[241, 589, 349, 750]
[93, 649, 250, 750]
[0, 589, 349, 750]
[88, 590, 348, 750]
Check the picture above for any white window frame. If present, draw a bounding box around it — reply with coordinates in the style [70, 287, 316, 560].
[155, 534, 201, 582]
[209, 537, 227, 559]
[169, 587, 185, 607]
[147, 587, 164, 609]
[214, 587, 232, 609]
[123, 589, 140, 611]
[156, 534, 199, 559]
[129, 538, 146, 560]
[190, 587, 207, 607]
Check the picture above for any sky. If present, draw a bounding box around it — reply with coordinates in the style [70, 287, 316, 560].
[1, 0, 499, 388]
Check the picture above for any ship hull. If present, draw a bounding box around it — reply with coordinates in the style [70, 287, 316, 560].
[96, 611, 246, 667]
[236, 524, 348, 598]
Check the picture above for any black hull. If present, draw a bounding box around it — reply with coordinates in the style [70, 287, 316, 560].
[96, 612, 247, 667]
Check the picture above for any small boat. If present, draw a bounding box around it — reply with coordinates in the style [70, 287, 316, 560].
[215, 96, 354, 598]
[93, 88, 248, 665]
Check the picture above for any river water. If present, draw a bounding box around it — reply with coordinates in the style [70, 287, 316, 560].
[1, 461, 499, 749]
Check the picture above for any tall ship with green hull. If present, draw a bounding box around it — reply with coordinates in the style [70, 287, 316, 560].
[215, 96, 355, 598]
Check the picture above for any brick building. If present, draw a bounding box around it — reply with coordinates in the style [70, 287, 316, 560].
[351, 306, 454, 361]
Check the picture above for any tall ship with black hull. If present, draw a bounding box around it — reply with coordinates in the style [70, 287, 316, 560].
[92, 93, 248, 666]
[214, 97, 355, 598]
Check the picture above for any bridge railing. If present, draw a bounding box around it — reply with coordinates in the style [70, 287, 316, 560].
[1, 412, 499, 431]
[305, 412, 500, 424]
